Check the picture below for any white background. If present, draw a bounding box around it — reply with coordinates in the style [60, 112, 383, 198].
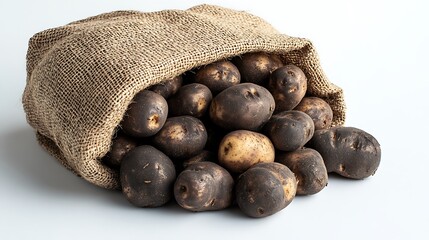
[1, 0, 428, 239]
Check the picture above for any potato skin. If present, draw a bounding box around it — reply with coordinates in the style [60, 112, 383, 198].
[307, 127, 381, 179]
[218, 130, 275, 173]
[120, 145, 176, 207]
[264, 110, 315, 152]
[235, 162, 297, 218]
[167, 83, 213, 118]
[194, 60, 240, 94]
[182, 150, 217, 169]
[122, 90, 168, 138]
[294, 97, 333, 130]
[276, 148, 328, 195]
[103, 133, 138, 168]
[150, 76, 183, 99]
[232, 52, 283, 86]
[153, 116, 207, 160]
[174, 162, 234, 212]
[268, 65, 307, 112]
[209, 83, 275, 131]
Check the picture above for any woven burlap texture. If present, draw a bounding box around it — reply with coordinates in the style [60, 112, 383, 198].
[23, 4, 346, 189]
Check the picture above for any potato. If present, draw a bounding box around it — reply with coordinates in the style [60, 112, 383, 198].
[174, 162, 234, 212]
[209, 83, 275, 131]
[149, 76, 183, 99]
[194, 60, 240, 94]
[294, 97, 333, 130]
[103, 133, 138, 168]
[235, 162, 297, 218]
[121, 90, 168, 138]
[120, 145, 176, 207]
[153, 116, 207, 160]
[268, 65, 307, 112]
[232, 52, 283, 85]
[218, 130, 275, 173]
[264, 110, 314, 152]
[307, 127, 381, 179]
[182, 150, 217, 169]
[276, 148, 328, 195]
[167, 83, 213, 118]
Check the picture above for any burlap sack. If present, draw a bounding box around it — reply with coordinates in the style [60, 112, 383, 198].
[23, 4, 346, 189]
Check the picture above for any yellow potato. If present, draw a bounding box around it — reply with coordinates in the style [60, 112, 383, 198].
[218, 130, 275, 173]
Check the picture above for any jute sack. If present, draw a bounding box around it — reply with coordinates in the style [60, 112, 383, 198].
[23, 4, 346, 189]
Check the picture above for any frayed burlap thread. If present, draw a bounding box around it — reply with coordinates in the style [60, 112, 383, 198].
[23, 4, 345, 189]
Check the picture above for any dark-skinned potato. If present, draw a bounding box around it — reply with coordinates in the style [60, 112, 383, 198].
[218, 130, 275, 173]
[153, 116, 207, 160]
[149, 75, 183, 99]
[209, 83, 275, 131]
[121, 90, 168, 138]
[276, 148, 328, 195]
[182, 150, 217, 169]
[294, 97, 333, 130]
[103, 133, 138, 168]
[120, 145, 176, 207]
[232, 52, 283, 86]
[264, 110, 314, 152]
[235, 162, 297, 218]
[167, 83, 213, 118]
[194, 60, 240, 94]
[174, 162, 234, 212]
[307, 127, 381, 179]
[268, 65, 307, 112]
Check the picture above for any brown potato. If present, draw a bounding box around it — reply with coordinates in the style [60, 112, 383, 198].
[264, 110, 314, 152]
[174, 162, 234, 212]
[307, 127, 381, 179]
[276, 148, 328, 195]
[194, 60, 240, 94]
[149, 76, 183, 99]
[235, 162, 297, 218]
[167, 83, 212, 118]
[268, 65, 307, 112]
[121, 90, 168, 138]
[232, 52, 283, 86]
[209, 83, 275, 131]
[120, 145, 176, 207]
[294, 97, 333, 130]
[152, 116, 207, 160]
[218, 130, 275, 173]
[103, 133, 138, 168]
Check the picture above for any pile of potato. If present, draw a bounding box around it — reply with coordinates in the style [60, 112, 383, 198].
[103, 52, 381, 218]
